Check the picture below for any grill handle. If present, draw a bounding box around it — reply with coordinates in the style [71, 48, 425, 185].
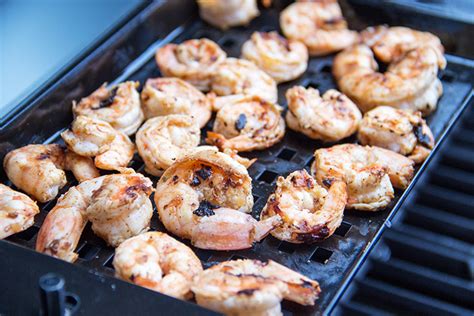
[39, 273, 80, 316]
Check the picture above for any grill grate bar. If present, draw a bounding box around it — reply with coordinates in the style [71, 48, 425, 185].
[403, 204, 474, 242]
[391, 224, 473, 256]
[368, 258, 474, 308]
[353, 277, 473, 316]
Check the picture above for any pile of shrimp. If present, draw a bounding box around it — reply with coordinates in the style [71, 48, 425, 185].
[1, 1, 449, 313]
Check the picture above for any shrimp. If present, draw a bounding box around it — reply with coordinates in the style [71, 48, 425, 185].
[0, 184, 39, 239]
[211, 58, 278, 103]
[113, 232, 203, 299]
[72, 81, 144, 135]
[191, 259, 320, 316]
[61, 115, 134, 172]
[36, 173, 153, 262]
[140, 77, 213, 128]
[156, 38, 227, 91]
[333, 44, 443, 115]
[361, 25, 446, 68]
[64, 151, 100, 183]
[280, 1, 359, 56]
[136, 115, 201, 176]
[285, 86, 362, 142]
[358, 106, 435, 163]
[206, 95, 285, 152]
[241, 31, 308, 83]
[154, 148, 281, 250]
[4, 144, 68, 203]
[197, 0, 259, 30]
[311, 144, 414, 211]
[261, 170, 346, 243]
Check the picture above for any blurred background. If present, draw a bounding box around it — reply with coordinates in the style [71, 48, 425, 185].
[0, 0, 143, 114]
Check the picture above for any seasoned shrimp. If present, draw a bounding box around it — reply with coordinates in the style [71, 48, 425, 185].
[358, 106, 435, 163]
[333, 44, 443, 115]
[191, 259, 320, 316]
[140, 77, 213, 128]
[211, 58, 278, 103]
[4, 144, 68, 203]
[64, 151, 100, 183]
[206, 95, 285, 152]
[261, 170, 346, 243]
[72, 81, 144, 135]
[156, 38, 227, 91]
[197, 0, 259, 30]
[362, 25, 446, 68]
[36, 173, 153, 262]
[286, 86, 362, 142]
[113, 232, 203, 299]
[136, 115, 201, 176]
[154, 148, 281, 250]
[241, 31, 308, 83]
[0, 184, 39, 239]
[280, 1, 359, 56]
[61, 115, 134, 172]
[311, 144, 414, 211]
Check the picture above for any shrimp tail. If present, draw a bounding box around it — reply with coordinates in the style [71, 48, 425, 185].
[206, 131, 230, 150]
[253, 215, 281, 242]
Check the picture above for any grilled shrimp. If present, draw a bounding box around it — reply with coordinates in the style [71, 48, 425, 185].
[136, 115, 201, 176]
[61, 115, 134, 172]
[280, 1, 359, 56]
[36, 173, 153, 262]
[211, 58, 278, 103]
[0, 184, 39, 239]
[64, 151, 100, 183]
[241, 31, 308, 83]
[311, 144, 414, 211]
[4, 144, 68, 203]
[191, 259, 320, 316]
[362, 25, 446, 68]
[197, 0, 259, 30]
[358, 106, 435, 163]
[333, 44, 443, 115]
[154, 148, 281, 250]
[113, 232, 203, 299]
[206, 95, 285, 152]
[72, 81, 144, 135]
[156, 38, 227, 91]
[286, 86, 362, 142]
[261, 170, 346, 243]
[140, 77, 213, 128]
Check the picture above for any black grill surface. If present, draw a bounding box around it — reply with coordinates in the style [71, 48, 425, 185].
[335, 102, 474, 316]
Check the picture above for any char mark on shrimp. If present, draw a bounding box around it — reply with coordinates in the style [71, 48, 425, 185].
[235, 113, 247, 132]
[413, 124, 432, 148]
[95, 87, 118, 110]
[294, 226, 331, 243]
[193, 200, 219, 217]
[195, 164, 213, 180]
[237, 289, 257, 296]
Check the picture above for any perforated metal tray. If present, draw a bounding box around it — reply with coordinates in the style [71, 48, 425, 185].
[1, 1, 473, 315]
